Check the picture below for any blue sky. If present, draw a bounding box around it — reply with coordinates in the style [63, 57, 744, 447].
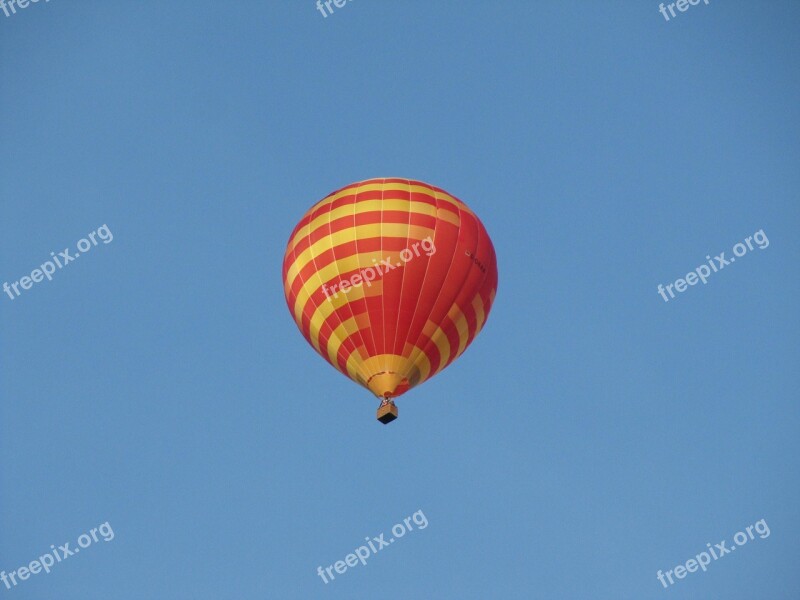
[1, 1, 798, 598]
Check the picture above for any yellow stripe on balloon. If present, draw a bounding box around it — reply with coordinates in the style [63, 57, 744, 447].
[285, 223, 435, 291]
[436, 208, 460, 228]
[402, 344, 432, 383]
[420, 319, 451, 379]
[286, 182, 468, 253]
[305, 285, 368, 351]
[326, 316, 356, 365]
[448, 304, 471, 360]
[287, 198, 438, 252]
[472, 294, 486, 335]
[291, 249, 389, 324]
[324, 320, 371, 382]
[307, 307, 371, 384]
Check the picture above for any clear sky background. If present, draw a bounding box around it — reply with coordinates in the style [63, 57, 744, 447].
[1, 1, 798, 599]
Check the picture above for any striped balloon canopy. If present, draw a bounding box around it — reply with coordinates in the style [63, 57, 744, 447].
[282, 178, 497, 419]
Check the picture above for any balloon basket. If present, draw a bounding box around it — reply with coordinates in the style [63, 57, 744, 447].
[376, 402, 398, 424]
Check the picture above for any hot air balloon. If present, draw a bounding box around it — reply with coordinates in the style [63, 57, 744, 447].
[282, 178, 498, 423]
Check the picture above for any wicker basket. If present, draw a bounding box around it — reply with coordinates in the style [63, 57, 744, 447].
[376, 403, 399, 424]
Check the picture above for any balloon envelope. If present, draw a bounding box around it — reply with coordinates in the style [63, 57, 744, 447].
[282, 178, 498, 400]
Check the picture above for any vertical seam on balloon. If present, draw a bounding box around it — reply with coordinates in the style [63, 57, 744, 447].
[433, 207, 480, 375]
[388, 178, 413, 377]
[402, 183, 459, 380]
[406, 192, 479, 382]
[349, 180, 378, 375]
[321, 194, 353, 371]
[305, 203, 344, 361]
[355, 180, 381, 373]
[303, 193, 368, 384]
[378, 178, 387, 365]
[441, 211, 489, 374]
[324, 185, 371, 384]
[399, 182, 443, 378]
[451, 219, 486, 365]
